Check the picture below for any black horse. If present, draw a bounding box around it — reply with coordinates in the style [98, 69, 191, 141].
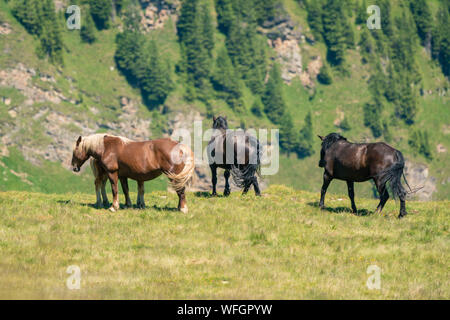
[208, 116, 261, 196]
[318, 133, 411, 218]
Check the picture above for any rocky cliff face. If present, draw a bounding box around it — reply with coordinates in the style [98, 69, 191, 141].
[259, 9, 321, 87]
[0, 63, 152, 167]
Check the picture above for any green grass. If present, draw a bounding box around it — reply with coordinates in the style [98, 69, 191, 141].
[0, 185, 448, 299]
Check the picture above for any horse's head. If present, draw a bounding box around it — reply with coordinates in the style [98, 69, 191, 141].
[71, 136, 89, 172]
[317, 133, 347, 167]
[212, 116, 228, 130]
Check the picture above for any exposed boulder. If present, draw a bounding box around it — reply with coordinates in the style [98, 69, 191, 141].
[404, 160, 437, 201]
[139, 0, 179, 32]
[0, 22, 12, 35]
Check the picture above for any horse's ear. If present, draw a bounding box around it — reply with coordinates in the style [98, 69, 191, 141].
[213, 116, 216, 121]
[76, 136, 82, 146]
[317, 135, 324, 141]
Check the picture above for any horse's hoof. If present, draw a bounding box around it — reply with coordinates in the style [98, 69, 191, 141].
[109, 206, 116, 213]
[180, 207, 188, 214]
[211, 193, 218, 197]
[398, 213, 407, 219]
[224, 190, 230, 197]
[103, 202, 109, 208]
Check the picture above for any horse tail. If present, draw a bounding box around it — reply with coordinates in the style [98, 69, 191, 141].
[165, 143, 195, 192]
[378, 150, 408, 199]
[230, 137, 261, 189]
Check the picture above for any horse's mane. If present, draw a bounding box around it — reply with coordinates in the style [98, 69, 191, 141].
[213, 116, 228, 130]
[76, 134, 133, 154]
[322, 133, 347, 150]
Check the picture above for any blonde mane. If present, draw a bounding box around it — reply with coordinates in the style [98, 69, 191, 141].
[75, 134, 133, 155]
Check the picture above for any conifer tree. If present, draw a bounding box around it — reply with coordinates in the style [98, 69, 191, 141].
[139, 41, 173, 105]
[379, 0, 393, 38]
[80, 8, 96, 44]
[12, 0, 41, 35]
[359, 28, 374, 64]
[322, 0, 347, 66]
[177, 0, 213, 100]
[201, 3, 214, 57]
[90, 0, 112, 30]
[317, 64, 332, 85]
[306, 0, 323, 39]
[296, 111, 314, 158]
[262, 64, 286, 125]
[37, 0, 64, 65]
[215, 0, 235, 35]
[212, 47, 244, 112]
[409, 0, 432, 47]
[431, 3, 450, 77]
[253, 0, 277, 25]
[363, 102, 383, 138]
[177, 0, 198, 44]
[251, 99, 263, 117]
[355, 0, 367, 25]
[279, 114, 298, 155]
[115, 29, 143, 83]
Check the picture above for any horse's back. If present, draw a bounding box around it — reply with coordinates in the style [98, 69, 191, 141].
[366, 142, 398, 173]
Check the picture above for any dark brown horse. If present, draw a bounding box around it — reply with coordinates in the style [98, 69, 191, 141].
[318, 133, 410, 218]
[71, 134, 195, 213]
[207, 116, 261, 196]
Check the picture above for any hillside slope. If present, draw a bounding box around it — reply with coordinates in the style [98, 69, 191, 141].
[0, 186, 448, 299]
[0, 0, 448, 199]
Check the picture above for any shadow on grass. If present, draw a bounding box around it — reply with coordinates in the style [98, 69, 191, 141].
[307, 202, 373, 216]
[148, 204, 179, 212]
[57, 200, 181, 212]
[193, 191, 228, 198]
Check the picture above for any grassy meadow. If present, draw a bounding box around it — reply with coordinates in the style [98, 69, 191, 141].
[0, 185, 448, 299]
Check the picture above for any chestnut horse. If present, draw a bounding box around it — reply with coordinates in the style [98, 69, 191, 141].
[71, 134, 195, 213]
[318, 133, 411, 218]
[90, 158, 110, 208]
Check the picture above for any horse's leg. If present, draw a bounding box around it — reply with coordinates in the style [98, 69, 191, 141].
[374, 178, 389, 214]
[137, 181, 145, 209]
[120, 177, 132, 208]
[101, 175, 109, 207]
[210, 165, 218, 196]
[242, 179, 251, 195]
[252, 177, 261, 196]
[319, 172, 332, 210]
[107, 171, 119, 212]
[177, 187, 188, 213]
[398, 195, 407, 219]
[224, 169, 231, 196]
[346, 181, 357, 213]
[94, 176, 102, 208]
